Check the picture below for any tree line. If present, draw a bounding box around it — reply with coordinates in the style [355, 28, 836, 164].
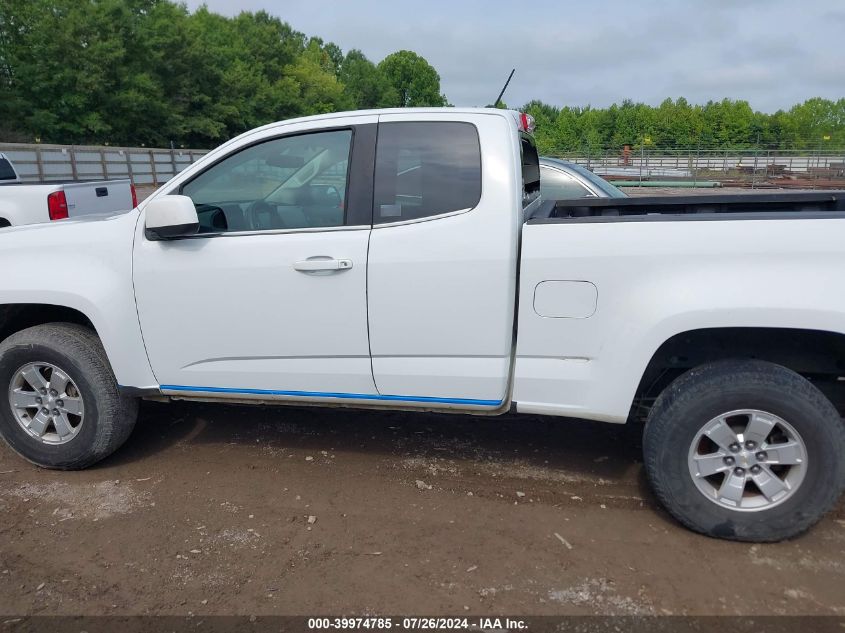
[1, 1, 843, 152]
[0, 0, 446, 147]
[523, 97, 845, 155]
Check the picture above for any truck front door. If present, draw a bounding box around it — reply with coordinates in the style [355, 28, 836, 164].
[133, 118, 379, 401]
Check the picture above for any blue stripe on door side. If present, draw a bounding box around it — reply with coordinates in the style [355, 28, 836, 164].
[159, 384, 503, 407]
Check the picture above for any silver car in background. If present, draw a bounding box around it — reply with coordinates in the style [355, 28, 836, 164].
[540, 157, 627, 199]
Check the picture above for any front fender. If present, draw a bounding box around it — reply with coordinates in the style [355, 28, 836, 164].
[0, 211, 157, 388]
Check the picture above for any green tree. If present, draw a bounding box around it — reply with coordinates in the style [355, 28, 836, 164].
[339, 49, 397, 109]
[5, 0, 845, 151]
[377, 50, 446, 107]
[523, 100, 559, 154]
[283, 44, 355, 117]
[0, 1, 451, 146]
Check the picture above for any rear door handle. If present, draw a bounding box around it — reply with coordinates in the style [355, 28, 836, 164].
[293, 258, 353, 272]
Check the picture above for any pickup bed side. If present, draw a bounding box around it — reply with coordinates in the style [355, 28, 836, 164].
[515, 212, 845, 421]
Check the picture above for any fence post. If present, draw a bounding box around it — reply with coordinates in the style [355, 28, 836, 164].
[766, 150, 771, 185]
[99, 148, 108, 180]
[124, 150, 133, 185]
[687, 148, 692, 183]
[751, 147, 759, 189]
[35, 146, 44, 182]
[693, 144, 699, 188]
[812, 149, 817, 190]
[149, 150, 158, 186]
[69, 146, 78, 181]
[639, 143, 644, 187]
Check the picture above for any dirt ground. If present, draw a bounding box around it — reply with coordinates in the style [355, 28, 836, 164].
[1, 400, 844, 617]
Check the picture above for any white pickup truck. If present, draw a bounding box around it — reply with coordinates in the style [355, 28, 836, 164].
[0, 152, 136, 227]
[0, 108, 843, 542]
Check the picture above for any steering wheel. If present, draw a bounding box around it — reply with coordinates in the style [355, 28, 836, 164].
[246, 200, 283, 231]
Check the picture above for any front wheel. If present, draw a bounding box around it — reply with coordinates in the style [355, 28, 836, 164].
[644, 359, 845, 542]
[0, 323, 138, 469]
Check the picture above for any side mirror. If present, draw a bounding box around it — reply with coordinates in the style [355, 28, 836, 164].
[144, 195, 199, 240]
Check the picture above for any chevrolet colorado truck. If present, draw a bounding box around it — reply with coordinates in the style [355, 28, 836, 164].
[0, 152, 136, 227]
[1, 108, 844, 542]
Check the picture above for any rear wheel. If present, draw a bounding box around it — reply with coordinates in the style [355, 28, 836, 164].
[0, 324, 138, 469]
[644, 359, 845, 541]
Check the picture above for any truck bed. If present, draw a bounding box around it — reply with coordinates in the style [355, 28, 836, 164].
[0, 178, 134, 227]
[516, 190, 845, 422]
[529, 191, 845, 223]
[0, 179, 118, 186]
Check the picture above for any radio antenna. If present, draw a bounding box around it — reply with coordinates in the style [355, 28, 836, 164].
[493, 69, 516, 108]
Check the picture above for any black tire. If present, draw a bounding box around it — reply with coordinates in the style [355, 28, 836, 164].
[0, 323, 138, 469]
[644, 359, 845, 542]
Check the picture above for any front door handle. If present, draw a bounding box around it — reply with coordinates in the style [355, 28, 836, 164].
[293, 258, 353, 272]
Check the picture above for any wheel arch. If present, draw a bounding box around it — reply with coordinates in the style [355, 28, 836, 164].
[634, 326, 845, 418]
[0, 304, 102, 348]
[0, 301, 161, 394]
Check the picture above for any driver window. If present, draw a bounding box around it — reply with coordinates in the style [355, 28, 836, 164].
[181, 129, 352, 233]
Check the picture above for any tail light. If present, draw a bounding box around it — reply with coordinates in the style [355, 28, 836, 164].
[47, 191, 69, 221]
[131, 183, 138, 208]
[518, 112, 536, 133]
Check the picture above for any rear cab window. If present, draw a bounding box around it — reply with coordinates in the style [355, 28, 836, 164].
[373, 122, 481, 224]
[0, 158, 17, 181]
[520, 133, 540, 208]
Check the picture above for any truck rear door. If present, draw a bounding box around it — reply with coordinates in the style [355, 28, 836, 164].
[366, 112, 521, 407]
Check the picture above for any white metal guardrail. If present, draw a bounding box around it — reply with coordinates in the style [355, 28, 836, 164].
[0, 142, 210, 186]
[5, 141, 844, 189]
[548, 147, 845, 187]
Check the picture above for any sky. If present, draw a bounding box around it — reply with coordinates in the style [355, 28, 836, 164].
[183, 0, 845, 112]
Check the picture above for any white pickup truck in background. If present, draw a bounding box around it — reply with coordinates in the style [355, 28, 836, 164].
[0, 108, 843, 543]
[0, 152, 136, 228]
